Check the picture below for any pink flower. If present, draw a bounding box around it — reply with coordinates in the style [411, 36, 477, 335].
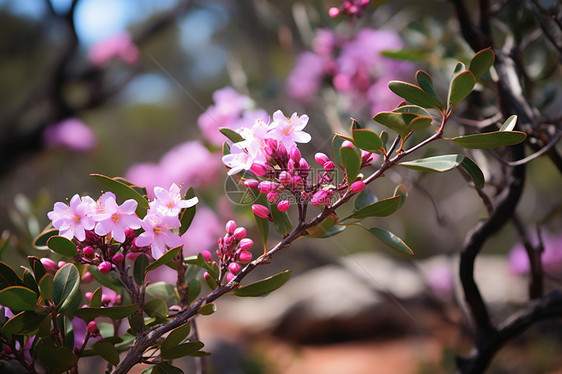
[44, 118, 97, 152]
[268, 110, 312, 150]
[98, 261, 113, 274]
[135, 213, 182, 259]
[286, 52, 325, 102]
[48, 194, 96, 241]
[150, 183, 198, 217]
[93, 195, 141, 243]
[88, 32, 139, 66]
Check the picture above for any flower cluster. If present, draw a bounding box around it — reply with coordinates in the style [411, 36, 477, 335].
[508, 232, 562, 276]
[47, 184, 198, 273]
[88, 32, 140, 66]
[204, 220, 253, 283]
[286, 28, 414, 115]
[328, 0, 371, 18]
[222, 109, 376, 216]
[44, 118, 98, 152]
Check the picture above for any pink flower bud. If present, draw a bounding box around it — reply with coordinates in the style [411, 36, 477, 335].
[278, 171, 292, 186]
[289, 146, 301, 163]
[124, 227, 136, 239]
[311, 190, 329, 207]
[85, 292, 93, 301]
[112, 253, 124, 264]
[57, 261, 67, 268]
[40, 258, 58, 273]
[226, 272, 236, 283]
[87, 321, 99, 334]
[350, 181, 367, 193]
[239, 238, 254, 251]
[201, 250, 212, 262]
[267, 191, 279, 202]
[341, 140, 354, 148]
[287, 159, 296, 171]
[277, 200, 290, 212]
[299, 158, 310, 171]
[250, 162, 267, 177]
[323, 161, 335, 171]
[83, 246, 95, 257]
[238, 250, 252, 264]
[98, 261, 112, 274]
[233, 227, 247, 241]
[315, 152, 329, 165]
[203, 272, 211, 280]
[101, 294, 111, 304]
[252, 204, 270, 219]
[228, 262, 241, 274]
[244, 179, 259, 189]
[292, 175, 303, 187]
[328, 7, 340, 17]
[258, 181, 279, 194]
[225, 220, 237, 235]
[82, 271, 94, 283]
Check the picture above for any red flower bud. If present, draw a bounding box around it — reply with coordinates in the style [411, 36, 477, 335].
[350, 180, 367, 193]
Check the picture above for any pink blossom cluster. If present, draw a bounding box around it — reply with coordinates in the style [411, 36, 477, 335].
[328, 0, 371, 18]
[508, 232, 562, 276]
[43, 118, 98, 152]
[221, 111, 376, 216]
[201, 220, 254, 283]
[286, 28, 414, 116]
[198, 87, 269, 146]
[46, 184, 198, 274]
[125, 141, 221, 199]
[88, 32, 140, 66]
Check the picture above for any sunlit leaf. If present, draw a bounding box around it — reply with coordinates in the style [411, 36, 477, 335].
[91, 174, 149, 217]
[146, 246, 182, 272]
[234, 270, 293, 297]
[340, 145, 361, 183]
[344, 195, 402, 220]
[0, 286, 38, 311]
[448, 71, 476, 108]
[499, 115, 518, 131]
[47, 236, 77, 258]
[53, 264, 80, 313]
[450, 131, 527, 148]
[87, 265, 123, 292]
[268, 200, 292, 236]
[219, 127, 244, 143]
[144, 298, 168, 319]
[146, 282, 178, 303]
[352, 129, 384, 153]
[459, 157, 485, 188]
[354, 188, 377, 211]
[161, 323, 191, 355]
[388, 81, 442, 109]
[398, 154, 464, 172]
[331, 135, 344, 166]
[197, 303, 216, 316]
[393, 184, 408, 210]
[468, 47, 495, 80]
[305, 214, 339, 238]
[363, 227, 414, 256]
[415, 70, 444, 108]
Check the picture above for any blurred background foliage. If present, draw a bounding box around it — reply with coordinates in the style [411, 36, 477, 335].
[0, 0, 561, 372]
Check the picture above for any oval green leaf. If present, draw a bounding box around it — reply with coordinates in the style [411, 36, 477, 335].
[352, 129, 383, 152]
[450, 131, 527, 149]
[2, 311, 49, 336]
[28, 256, 47, 282]
[448, 71, 476, 108]
[146, 282, 178, 303]
[38, 274, 54, 301]
[161, 323, 191, 354]
[91, 174, 149, 218]
[36, 344, 77, 373]
[33, 228, 59, 250]
[344, 195, 402, 220]
[0, 286, 38, 311]
[469, 47, 495, 80]
[234, 270, 293, 297]
[133, 254, 150, 285]
[219, 127, 244, 143]
[0, 261, 23, 288]
[146, 246, 182, 272]
[500, 115, 518, 132]
[197, 303, 216, 316]
[47, 236, 77, 258]
[87, 265, 123, 292]
[75, 304, 140, 322]
[179, 187, 197, 235]
[364, 227, 414, 256]
[144, 298, 168, 319]
[415, 70, 444, 108]
[269, 200, 292, 236]
[161, 341, 205, 360]
[53, 263, 80, 313]
[388, 81, 442, 109]
[460, 156, 485, 188]
[340, 146, 361, 183]
[398, 154, 464, 172]
[373, 112, 410, 139]
[354, 188, 377, 211]
[393, 184, 408, 210]
[93, 341, 120, 366]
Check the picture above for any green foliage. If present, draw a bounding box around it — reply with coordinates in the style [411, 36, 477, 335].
[179, 187, 197, 235]
[0, 286, 38, 311]
[362, 226, 414, 256]
[146, 246, 182, 272]
[38, 274, 54, 301]
[91, 174, 149, 217]
[75, 305, 139, 321]
[144, 298, 168, 319]
[93, 341, 120, 366]
[197, 303, 216, 316]
[141, 362, 185, 374]
[269, 200, 292, 236]
[388, 81, 443, 110]
[448, 70, 476, 108]
[219, 127, 245, 143]
[133, 254, 150, 285]
[161, 323, 191, 353]
[234, 270, 292, 297]
[253, 194, 270, 250]
[340, 145, 362, 183]
[352, 129, 384, 153]
[46, 236, 77, 257]
[33, 228, 58, 250]
[344, 195, 402, 220]
[28, 256, 47, 282]
[373, 110, 432, 139]
[36, 344, 77, 373]
[468, 47, 495, 80]
[161, 341, 206, 360]
[450, 131, 527, 149]
[52, 264, 80, 313]
[87, 265, 124, 292]
[146, 282, 178, 303]
[2, 310, 48, 336]
[416, 70, 444, 107]
[500, 115, 518, 131]
[0, 262, 24, 289]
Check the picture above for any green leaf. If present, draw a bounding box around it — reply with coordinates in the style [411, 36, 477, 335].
[47, 236, 77, 258]
[146, 282, 178, 303]
[372, 112, 410, 139]
[219, 127, 245, 143]
[87, 265, 123, 292]
[112, 177, 148, 197]
[146, 246, 182, 272]
[128, 313, 144, 335]
[2, 311, 48, 336]
[179, 187, 197, 235]
[448, 71, 476, 108]
[0, 286, 38, 311]
[133, 254, 150, 285]
[234, 270, 292, 297]
[380, 49, 429, 62]
[144, 298, 168, 319]
[394, 104, 431, 117]
[161, 323, 191, 354]
[380, 131, 389, 150]
[363, 227, 414, 256]
[459, 157, 485, 188]
[196, 253, 219, 280]
[331, 135, 344, 166]
[38, 274, 54, 301]
[197, 303, 216, 316]
[399, 154, 464, 172]
[468, 47, 495, 80]
[90, 287, 102, 308]
[161, 341, 205, 360]
[500, 115, 518, 131]
[269, 200, 292, 236]
[319, 225, 346, 238]
[22, 268, 39, 295]
[33, 228, 58, 250]
[415, 70, 444, 108]
[352, 129, 383, 153]
[409, 115, 434, 132]
[187, 278, 201, 304]
[453, 62, 465, 74]
[344, 195, 402, 220]
[388, 81, 442, 109]
[93, 341, 120, 366]
[450, 131, 527, 149]
[0, 261, 23, 288]
[393, 184, 408, 210]
[354, 188, 377, 211]
[141, 362, 185, 374]
[91, 174, 149, 218]
[340, 146, 361, 183]
[53, 264, 80, 313]
[305, 214, 338, 238]
[28, 256, 46, 282]
[36, 344, 77, 373]
[75, 305, 139, 322]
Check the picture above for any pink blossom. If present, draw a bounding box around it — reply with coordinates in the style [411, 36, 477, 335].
[47, 194, 96, 241]
[315, 152, 330, 165]
[150, 183, 198, 217]
[426, 263, 454, 298]
[228, 262, 241, 274]
[268, 110, 312, 150]
[88, 32, 139, 66]
[44, 118, 97, 152]
[508, 233, 562, 275]
[98, 261, 113, 274]
[93, 195, 141, 243]
[286, 52, 325, 102]
[135, 213, 182, 259]
[222, 144, 254, 176]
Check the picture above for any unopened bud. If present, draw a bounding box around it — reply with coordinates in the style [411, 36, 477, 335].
[328, 7, 340, 17]
[239, 238, 254, 251]
[252, 204, 270, 219]
[323, 161, 335, 171]
[81, 271, 94, 283]
[225, 220, 237, 235]
[315, 152, 329, 165]
[87, 321, 99, 334]
[289, 146, 301, 163]
[277, 200, 290, 212]
[201, 250, 212, 262]
[98, 261, 112, 274]
[244, 179, 260, 189]
[83, 246, 95, 257]
[112, 253, 124, 265]
[233, 227, 247, 241]
[350, 181, 367, 193]
[341, 140, 354, 148]
[226, 272, 236, 283]
[250, 162, 268, 177]
[228, 262, 241, 274]
[40, 258, 58, 273]
[311, 190, 329, 207]
[267, 191, 279, 202]
[278, 171, 292, 186]
[238, 250, 252, 264]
